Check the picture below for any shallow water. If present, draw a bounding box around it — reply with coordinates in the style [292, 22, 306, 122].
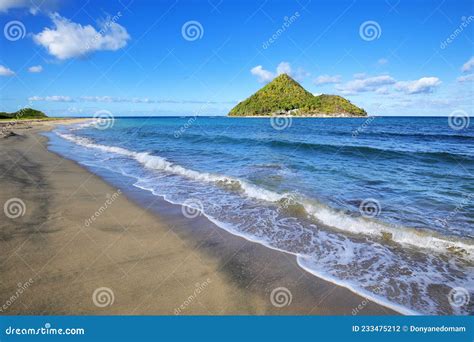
[46, 116, 474, 315]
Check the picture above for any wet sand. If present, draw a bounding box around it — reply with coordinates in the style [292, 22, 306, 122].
[0, 120, 396, 315]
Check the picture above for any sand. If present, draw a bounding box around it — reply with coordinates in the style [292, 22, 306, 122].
[0, 120, 395, 315]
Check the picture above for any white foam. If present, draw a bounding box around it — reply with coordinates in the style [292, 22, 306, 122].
[56, 131, 474, 259]
[296, 256, 419, 315]
[54, 129, 474, 315]
[56, 132, 285, 203]
[302, 201, 474, 259]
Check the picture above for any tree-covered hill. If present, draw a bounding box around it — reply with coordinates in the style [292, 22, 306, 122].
[228, 74, 366, 117]
[0, 108, 48, 119]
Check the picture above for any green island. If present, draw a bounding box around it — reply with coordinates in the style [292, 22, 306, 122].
[228, 74, 367, 117]
[0, 108, 49, 120]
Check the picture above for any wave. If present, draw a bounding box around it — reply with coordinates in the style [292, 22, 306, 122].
[56, 132, 284, 203]
[267, 140, 474, 160]
[145, 130, 474, 161]
[56, 131, 474, 259]
[359, 130, 474, 141]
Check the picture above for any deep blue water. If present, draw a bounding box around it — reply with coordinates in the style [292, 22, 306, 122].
[46, 116, 474, 315]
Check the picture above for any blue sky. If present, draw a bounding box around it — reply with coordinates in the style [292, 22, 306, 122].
[0, 0, 473, 116]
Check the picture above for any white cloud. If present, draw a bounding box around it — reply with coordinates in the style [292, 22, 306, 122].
[80, 96, 117, 103]
[336, 75, 395, 94]
[0, 65, 15, 76]
[292, 68, 309, 81]
[33, 13, 129, 60]
[276, 62, 292, 75]
[0, 0, 34, 13]
[28, 65, 43, 73]
[457, 74, 474, 82]
[461, 56, 474, 73]
[313, 74, 341, 85]
[394, 77, 441, 94]
[250, 65, 274, 83]
[251, 62, 308, 83]
[79, 96, 153, 103]
[353, 73, 367, 79]
[375, 87, 389, 95]
[29, 95, 74, 102]
[29, 95, 228, 104]
[276, 62, 308, 81]
[377, 58, 388, 65]
[0, 0, 58, 14]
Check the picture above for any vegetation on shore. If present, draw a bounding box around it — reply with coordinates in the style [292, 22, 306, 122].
[0, 108, 48, 120]
[228, 74, 367, 117]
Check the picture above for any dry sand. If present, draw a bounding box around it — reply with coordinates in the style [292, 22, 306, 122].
[0, 120, 395, 315]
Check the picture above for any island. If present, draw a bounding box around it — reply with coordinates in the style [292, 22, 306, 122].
[228, 74, 367, 117]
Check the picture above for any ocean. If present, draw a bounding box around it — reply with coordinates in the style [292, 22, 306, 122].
[46, 116, 474, 315]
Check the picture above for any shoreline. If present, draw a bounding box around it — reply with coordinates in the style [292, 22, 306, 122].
[0, 121, 397, 315]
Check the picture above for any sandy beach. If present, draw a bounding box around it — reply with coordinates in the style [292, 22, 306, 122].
[0, 120, 395, 315]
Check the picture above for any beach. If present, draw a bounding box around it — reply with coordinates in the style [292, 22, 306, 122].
[0, 120, 395, 315]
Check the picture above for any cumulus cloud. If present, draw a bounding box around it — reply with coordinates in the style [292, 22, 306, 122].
[251, 62, 308, 83]
[28, 65, 43, 73]
[250, 65, 274, 83]
[375, 87, 389, 95]
[28, 95, 230, 104]
[0, 0, 58, 14]
[313, 74, 341, 85]
[33, 13, 130, 60]
[336, 75, 396, 94]
[29, 95, 74, 102]
[461, 56, 474, 73]
[0, 65, 15, 76]
[394, 77, 441, 94]
[80, 96, 154, 103]
[276, 62, 308, 81]
[457, 74, 474, 82]
[353, 73, 367, 79]
[276, 62, 292, 75]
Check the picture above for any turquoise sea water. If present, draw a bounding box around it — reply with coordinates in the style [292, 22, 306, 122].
[46, 117, 474, 315]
